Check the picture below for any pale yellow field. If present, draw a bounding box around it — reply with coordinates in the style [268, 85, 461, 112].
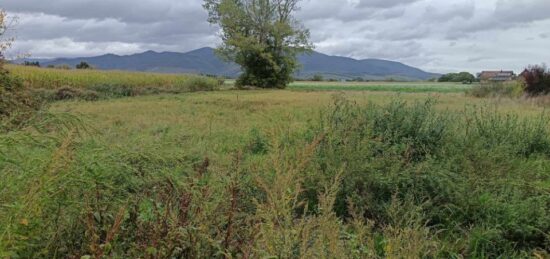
[6, 64, 217, 90]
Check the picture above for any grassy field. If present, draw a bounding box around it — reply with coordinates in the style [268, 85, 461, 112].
[288, 81, 473, 93]
[5, 65, 221, 99]
[44, 91, 548, 165]
[1, 69, 550, 258]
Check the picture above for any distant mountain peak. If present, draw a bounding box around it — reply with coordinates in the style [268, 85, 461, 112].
[186, 47, 216, 55]
[140, 50, 160, 55]
[41, 47, 438, 80]
[98, 53, 119, 58]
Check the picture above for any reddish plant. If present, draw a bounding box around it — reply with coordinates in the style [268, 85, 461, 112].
[521, 64, 550, 96]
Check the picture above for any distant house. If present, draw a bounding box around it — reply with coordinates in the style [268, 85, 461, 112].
[478, 70, 516, 82]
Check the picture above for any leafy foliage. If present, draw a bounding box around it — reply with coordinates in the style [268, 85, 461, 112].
[0, 11, 43, 132]
[311, 74, 324, 81]
[75, 61, 92, 69]
[0, 68, 43, 132]
[438, 71, 476, 83]
[2, 94, 549, 258]
[204, 0, 312, 88]
[304, 97, 550, 257]
[467, 80, 523, 98]
[23, 61, 40, 67]
[521, 64, 550, 96]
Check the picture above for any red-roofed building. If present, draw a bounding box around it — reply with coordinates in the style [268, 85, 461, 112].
[478, 70, 515, 82]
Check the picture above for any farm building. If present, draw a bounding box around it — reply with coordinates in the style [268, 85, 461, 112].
[478, 70, 515, 82]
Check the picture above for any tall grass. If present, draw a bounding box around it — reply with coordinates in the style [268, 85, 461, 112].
[1, 94, 549, 258]
[467, 81, 524, 98]
[305, 96, 550, 257]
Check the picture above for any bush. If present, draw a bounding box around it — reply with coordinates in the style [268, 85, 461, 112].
[0, 67, 43, 132]
[184, 76, 219, 92]
[303, 97, 550, 256]
[89, 84, 137, 98]
[3, 94, 549, 258]
[521, 64, 550, 96]
[23, 61, 40, 67]
[311, 74, 324, 81]
[246, 127, 269, 154]
[54, 87, 100, 101]
[438, 72, 476, 83]
[75, 61, 92, 69]
[467, 81, 523, 98]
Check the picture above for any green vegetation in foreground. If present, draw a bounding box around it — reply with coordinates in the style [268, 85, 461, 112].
[1, 90, 549, 258]
[288, 81, 473, 93]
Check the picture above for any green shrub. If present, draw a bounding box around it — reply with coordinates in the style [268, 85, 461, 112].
[464, 106, 550, 156]
[303, 97, 550, 256]
[311, 74, 324, 82]
[438, 72, 476, 83]
[184, 76, 219, 92]
[2, 95, 549, 258]
[246, 127, 269, 154]
[75, 61, 92, 69]
[89, 84, 137, 98]
[468, 81, 523, 98]
[0, 69, 43, 132]
[55, 87, 100, 101]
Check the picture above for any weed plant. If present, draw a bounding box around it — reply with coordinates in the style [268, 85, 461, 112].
[1, 95, 549, 258]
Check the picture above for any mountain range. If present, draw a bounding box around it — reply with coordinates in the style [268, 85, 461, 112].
[25, 47, 439, 81]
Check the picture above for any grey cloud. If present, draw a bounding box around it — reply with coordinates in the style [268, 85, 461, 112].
[1, 0, 206, 24]
[358, 0, 421, 9]
[444, 0, 550, 38]
[5, 0, 216, 55]
[317, 38, 423, 61]
[495, 0, 550, 24]
[2, 0, 550, 73]
[467, 56, 493, 63]
[423, 2, 475, 22]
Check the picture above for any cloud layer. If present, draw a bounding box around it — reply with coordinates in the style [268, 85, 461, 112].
[2, 0, 550, 73]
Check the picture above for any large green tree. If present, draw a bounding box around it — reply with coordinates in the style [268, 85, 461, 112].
[204, 0, 312, 88]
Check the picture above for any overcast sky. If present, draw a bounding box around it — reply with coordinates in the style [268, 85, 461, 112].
[1, 0, 549, 73]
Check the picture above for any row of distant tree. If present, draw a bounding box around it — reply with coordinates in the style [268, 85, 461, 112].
[437, 72, 476, 83]
[306, 74, 404, 82]
[308, 74, 366, 82]
[23, 61, 93, 70]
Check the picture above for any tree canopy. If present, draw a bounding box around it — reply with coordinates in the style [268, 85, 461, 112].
[438, 72, 476, 83]
[76, 61, 92, 69]
[204, 0, 312, 88]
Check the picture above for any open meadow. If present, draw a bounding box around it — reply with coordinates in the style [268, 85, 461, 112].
[289, 81, 474, 93]
[2, 0, 550, 257]
[1, 67, 550, 258]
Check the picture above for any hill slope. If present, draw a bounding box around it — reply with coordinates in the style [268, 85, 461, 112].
[40, 47, 438, 80]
